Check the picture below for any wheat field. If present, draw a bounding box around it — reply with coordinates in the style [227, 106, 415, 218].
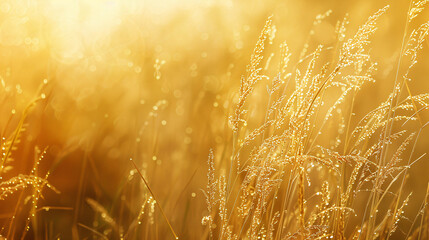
[1, 0, 429, 239]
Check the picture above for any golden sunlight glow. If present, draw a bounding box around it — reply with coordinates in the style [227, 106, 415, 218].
[43, 0, 132, 62]
[1, 0, 429, 239]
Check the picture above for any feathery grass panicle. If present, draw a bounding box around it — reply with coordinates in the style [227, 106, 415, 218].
[230, 16, 274, 133]
[3, 1, 429, 239]
[203, 4, 429, 239]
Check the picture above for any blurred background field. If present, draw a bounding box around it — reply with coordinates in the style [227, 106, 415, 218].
[1, 0, 429, 239]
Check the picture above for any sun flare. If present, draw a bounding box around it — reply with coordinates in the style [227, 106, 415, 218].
[1, 0, 429, 239]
